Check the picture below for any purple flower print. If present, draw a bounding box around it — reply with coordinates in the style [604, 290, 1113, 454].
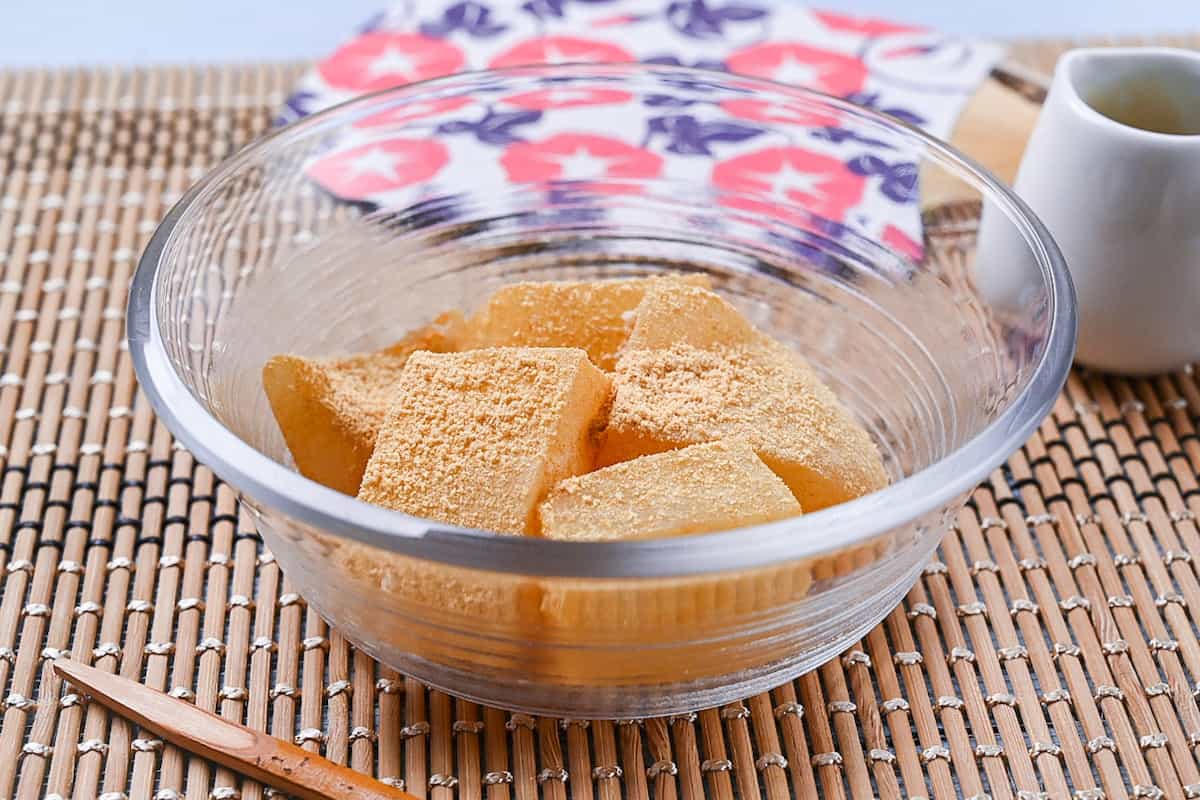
[421, 1, 508, 37]
[844, 92, 927, 127]
[521, 0, 566, 19]
[666, 0, 767, 39]
[521, 0, 617, 21]
[275, 90, 320, 127]
[535, 187, 608, 225]
[765, 216, 859, 276]
[643, 54, 729, 72]
[641, 56, 729, 107]
[356, 11, 388, 34]
[644, 94, 701, 108]
[436, 108, 543, 144]
[766, 233, 843, 275]
[811, 126, 895, 150]
[645, 114, 763, 156]
[847, 155, 919, 203]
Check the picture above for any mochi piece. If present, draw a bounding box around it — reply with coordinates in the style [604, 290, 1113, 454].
[536, 556, 816, 684]
[358, 347, 611, 535]
[539, 440, 800, 541]
[622, 279, 760, 352]
[332, 539, 544, 672]
[600, 284, 888, 511]
[262, 311, 466, 494]
[536, 437, 813, 684]
[467, 273, 710, 370]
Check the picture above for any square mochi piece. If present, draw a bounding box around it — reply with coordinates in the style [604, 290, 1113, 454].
[262, 311, 466, 495]
[600, 283, 888, 511]
[539, 440, 801, 541]
[358, 347, 612, 535]
[622, 278, 760, 352]
[467, 273, 710, 371]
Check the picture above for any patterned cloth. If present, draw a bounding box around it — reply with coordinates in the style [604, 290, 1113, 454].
[280, 2, 1004, 256]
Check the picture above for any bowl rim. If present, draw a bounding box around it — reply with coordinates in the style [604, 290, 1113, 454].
[127, 63, 1076, 579]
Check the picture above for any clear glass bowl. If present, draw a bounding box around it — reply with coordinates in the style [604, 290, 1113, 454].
[128, 64, 1075, 717]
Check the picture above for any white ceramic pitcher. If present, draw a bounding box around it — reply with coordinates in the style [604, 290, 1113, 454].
[991, 47, 1200, 374]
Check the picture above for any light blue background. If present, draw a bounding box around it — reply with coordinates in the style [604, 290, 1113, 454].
[0, 1, 1196, 67]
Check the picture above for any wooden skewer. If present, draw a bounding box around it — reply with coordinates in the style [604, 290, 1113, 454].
[53, 659, 417, 800]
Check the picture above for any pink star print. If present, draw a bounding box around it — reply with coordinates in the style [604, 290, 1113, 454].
[318, 33, 466, 92]
[308, 138, 450, 197]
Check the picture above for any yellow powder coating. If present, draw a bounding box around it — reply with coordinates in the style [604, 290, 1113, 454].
[262, 311, 466, 495]
[622, 279, 760, 352]
[601, 284, 888, 511]
[539, 440, 801, 541]
[466, 273, 710, 370]
[535, 438, 812, 682]
[358, 347, 612, 535]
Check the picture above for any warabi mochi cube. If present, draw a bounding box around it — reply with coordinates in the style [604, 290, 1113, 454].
[358, 347, 611, 535]
[601, 283, 888, 511]
[539, 440, 801, 541]
[536, 557, 815, 684]
[601, 341, 888, 510]
[537, 439, 812, 685]
[622, 279, 761, 351]
[467, 273, 710, 371]
[262, 310, 466, 495]
[328, 537, 543, 672]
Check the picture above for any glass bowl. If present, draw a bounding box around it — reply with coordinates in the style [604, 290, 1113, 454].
[128, 64, 1074, 717]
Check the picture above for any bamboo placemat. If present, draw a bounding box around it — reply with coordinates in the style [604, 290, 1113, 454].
[1, 35, 1199, 800]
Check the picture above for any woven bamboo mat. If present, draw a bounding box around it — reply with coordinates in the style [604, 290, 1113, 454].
[1, 34, 1199, 800]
